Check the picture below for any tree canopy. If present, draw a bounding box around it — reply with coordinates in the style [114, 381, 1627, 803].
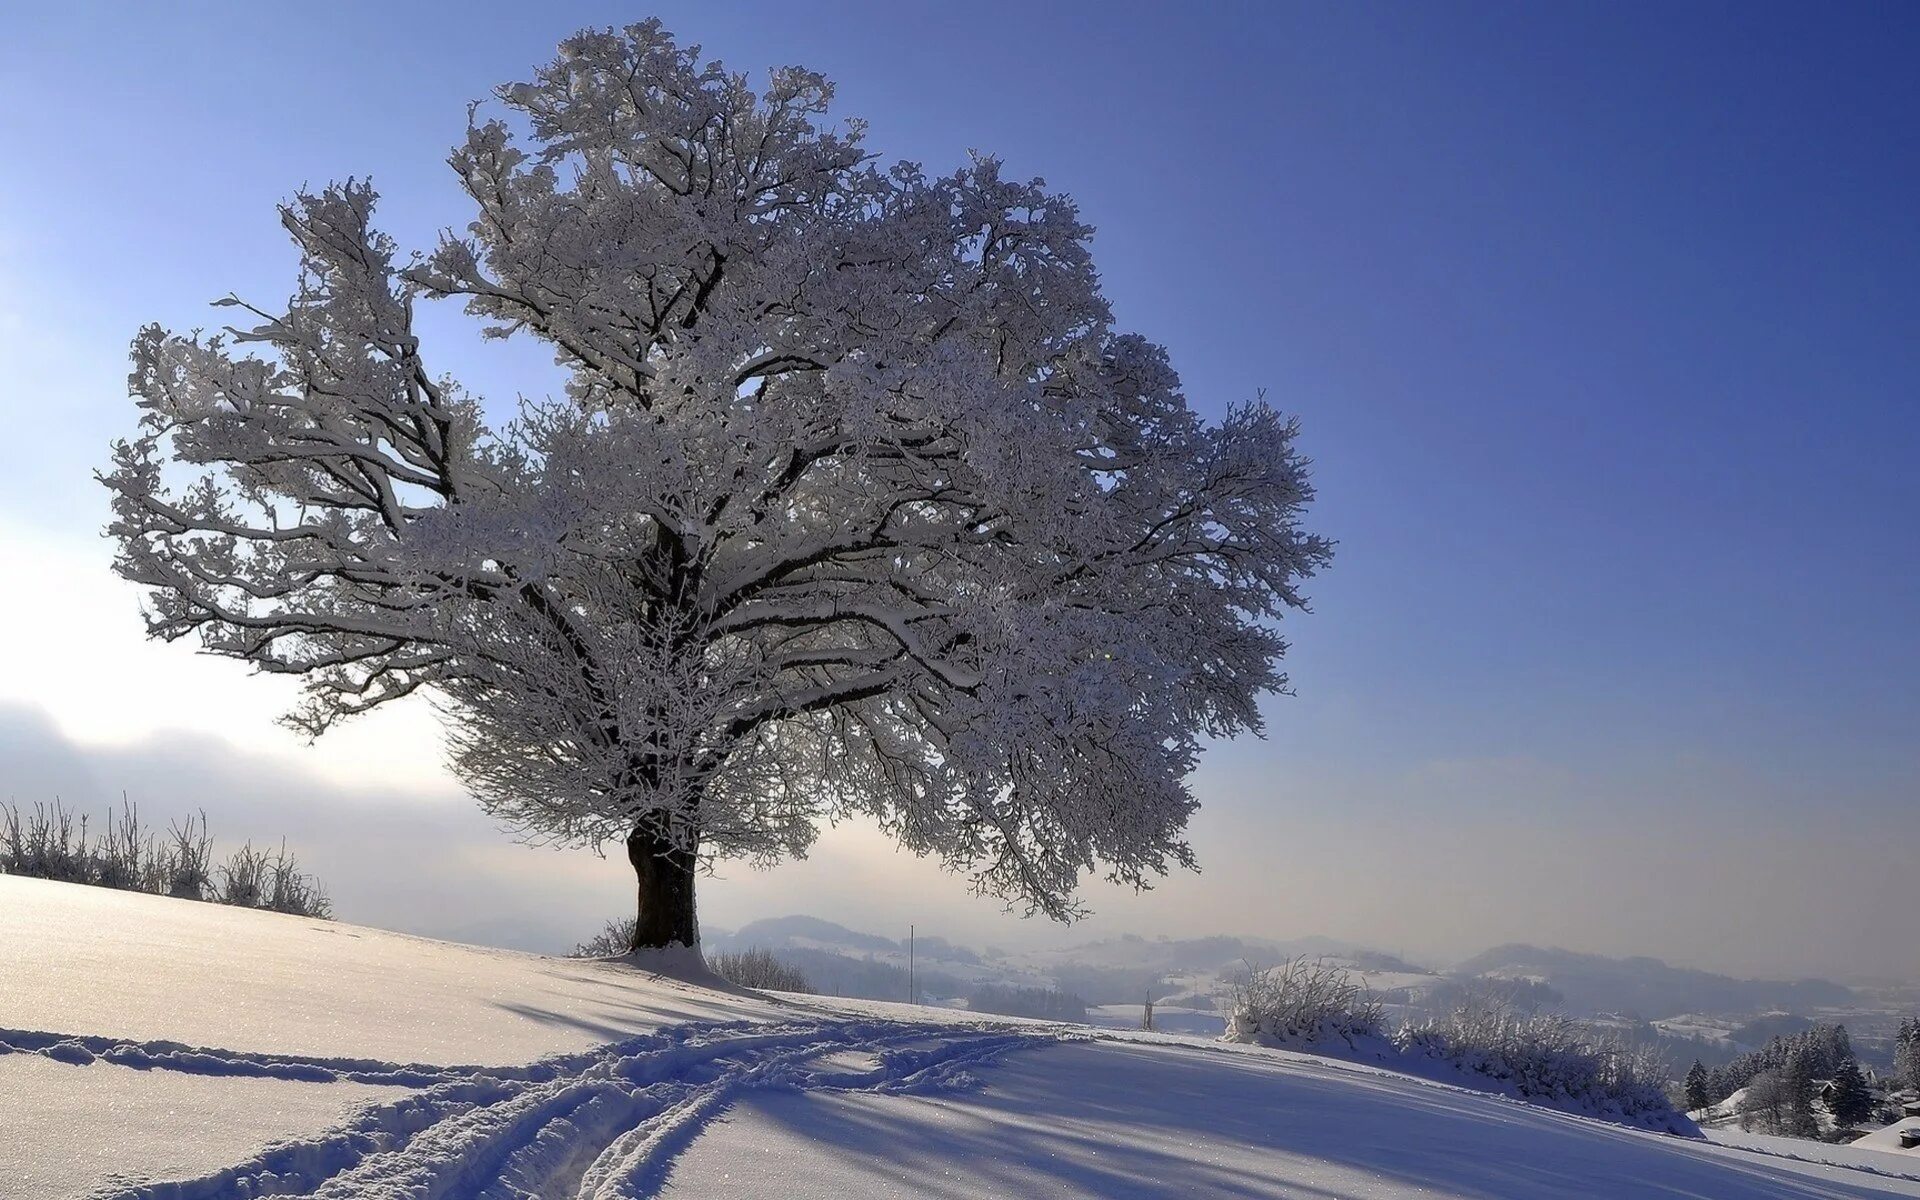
[104, 21, 1330, 942]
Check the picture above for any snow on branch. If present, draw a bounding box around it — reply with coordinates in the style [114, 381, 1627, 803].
[103, 20, 1331, 920]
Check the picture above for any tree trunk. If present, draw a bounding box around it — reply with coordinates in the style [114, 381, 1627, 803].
[626, 823, 699, 950]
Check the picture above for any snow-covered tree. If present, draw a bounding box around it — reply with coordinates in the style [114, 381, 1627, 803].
[1738, 1071, 1788, 1133]
[1683, 1060, 1711, 1113]
[1896, 1018, 1920, 1091]
[1826, 1056, 1874, 1128]
[103, 22, 1329, 948]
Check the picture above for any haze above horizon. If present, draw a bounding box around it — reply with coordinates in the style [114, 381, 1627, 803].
[1, 1, 1915, 980]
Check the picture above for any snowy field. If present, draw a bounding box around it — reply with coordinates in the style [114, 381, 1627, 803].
[6, 877, 1920, 1199]
[1085, 1002, 1225, 1037]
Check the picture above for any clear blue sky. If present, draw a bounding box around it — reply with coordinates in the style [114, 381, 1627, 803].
[2, 2, 1915, 975]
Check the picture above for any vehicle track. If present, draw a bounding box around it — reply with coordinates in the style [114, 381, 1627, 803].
[1, 1017, 1069, 1199]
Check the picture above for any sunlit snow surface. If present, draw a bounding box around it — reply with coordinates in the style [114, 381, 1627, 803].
[0, 874, 775, 1064]
[670, 1040, 1920, 1199]
[6, 876, 1920, 1199]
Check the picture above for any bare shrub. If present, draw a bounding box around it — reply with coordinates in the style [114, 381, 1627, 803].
[708, 947, 812, 993]
[1224, 957, 1385, 1047]
[570, 917, 639, 956]
[1738, 1070, 1788, 1132]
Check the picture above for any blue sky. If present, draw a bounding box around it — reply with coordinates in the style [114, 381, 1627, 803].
[2, 2, 1915, 975]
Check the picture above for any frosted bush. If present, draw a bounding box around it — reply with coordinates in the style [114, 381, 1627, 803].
[2, 800, 93, 882]
[1219, 962, 1686, 1132]
[156, 813, 215, 899]
[570, 917, 640, 957]
[568, 928, 810, 994]
[1396, 992, 1679, 1127]
[0, 799, 329, 918]
[708, 947, 812, 993]
[214, 840, 332, 918]
[1224, 957, 1385, 1048]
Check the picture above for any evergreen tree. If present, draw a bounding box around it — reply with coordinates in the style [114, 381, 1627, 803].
[1708, 1063, 1736, 1104]
[1827, 1056, 1874, 1128]
[1779, 1049, 1819, 1139]
[1807, 1023, 1852, 1078]
[1715, 1023, 1860, 1105]
[1684, 1060, 1712, 1113]
[1896, 1017, 1920, 1091]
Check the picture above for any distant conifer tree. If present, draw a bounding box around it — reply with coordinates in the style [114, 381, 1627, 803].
[1896, 1018, 1920, 1091]
[1779, 1050, 1819, 1139]
[1827, 1056, 1874, 1128]
[1683, 1060, 1712, 1113]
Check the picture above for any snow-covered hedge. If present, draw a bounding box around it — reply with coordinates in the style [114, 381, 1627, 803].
[1224, 957, 1386, 1048]
[0, 799, 331, 918]
[1395, 995, 1684, 1131]
[1222, 960, 1690, 1134]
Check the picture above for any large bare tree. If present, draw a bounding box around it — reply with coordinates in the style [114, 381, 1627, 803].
[104, 22, 1331, 949]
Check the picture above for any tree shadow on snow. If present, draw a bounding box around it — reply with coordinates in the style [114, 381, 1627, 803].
[664, 1041, 1912, 1200]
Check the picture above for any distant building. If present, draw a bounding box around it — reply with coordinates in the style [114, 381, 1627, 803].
[1849, 1117, 1920, 1156]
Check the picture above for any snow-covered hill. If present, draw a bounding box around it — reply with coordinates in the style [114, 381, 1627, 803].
[6, 877, 1920, 1199]
[708, 914, 1448, 1015]
[1457, 944, 1857, 1017]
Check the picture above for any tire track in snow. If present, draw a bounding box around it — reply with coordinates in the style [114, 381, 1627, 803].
[0, 1027, 475, 1087]
[1, 1017, 1071, 1199]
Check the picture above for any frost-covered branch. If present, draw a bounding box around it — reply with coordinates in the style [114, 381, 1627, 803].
[104, 21, 1331, 941]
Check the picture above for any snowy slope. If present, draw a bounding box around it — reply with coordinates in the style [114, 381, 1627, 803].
[0, 875, 777, 1064]
[1085, 1002, 1225, 1037]
[7, 876, 1920, 1199]
[668, 1038, 1920, 1199]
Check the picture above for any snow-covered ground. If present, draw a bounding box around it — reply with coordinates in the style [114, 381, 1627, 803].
[1707, 1124, 1920, 1170]
[1084, 1002, 1225, 1037]
[8, 875, 1920, 1199]
[1851, 1120, 1920, 1157]
[1653, 1013, 1743, 1046]
[668, 1038, 1920, 1199]
[0, 873, 777, 1065]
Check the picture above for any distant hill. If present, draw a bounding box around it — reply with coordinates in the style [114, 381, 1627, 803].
[704, 919, 1862, 1023]
[713, 915, 902, 954]
[1454, 944, 1854, 1018]
[701, 917, 1440, 1008]
[1047, 932, 1420, 975]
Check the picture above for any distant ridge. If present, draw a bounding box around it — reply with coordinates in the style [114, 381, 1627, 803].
[1454, 943, 1854, 1017]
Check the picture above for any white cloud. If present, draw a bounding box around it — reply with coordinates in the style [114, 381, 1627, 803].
[6, 513, 1914, 978]
[0, 516, 457, 796]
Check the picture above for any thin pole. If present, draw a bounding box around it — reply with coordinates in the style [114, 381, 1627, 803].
[909, 923, 915, 1005]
